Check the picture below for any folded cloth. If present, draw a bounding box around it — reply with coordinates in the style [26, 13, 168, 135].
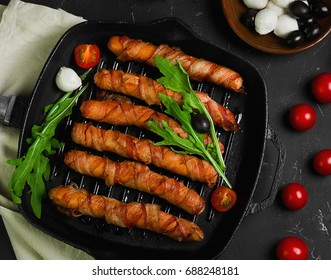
[0, 0, 93, 260]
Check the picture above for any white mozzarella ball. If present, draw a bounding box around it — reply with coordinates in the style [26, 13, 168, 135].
[255, 9, 279, 35]
[243, 0, 268, 9]
[55, 67, 82, 92]
[274, 14, 299, 38]
[271, 0, 295, 8]
[266, 1, 286, 16]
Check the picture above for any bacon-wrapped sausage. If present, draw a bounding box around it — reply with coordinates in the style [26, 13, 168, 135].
[64, 150, 205, 215]
[107, 35, 245, 93]
[71, 122, 218, 186]
[94, 69, 239, 131]
[49, 184, 204, 241]
[80, 99, 224, 153]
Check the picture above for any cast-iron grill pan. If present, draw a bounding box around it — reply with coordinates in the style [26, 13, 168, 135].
[14, 19, 273, 259]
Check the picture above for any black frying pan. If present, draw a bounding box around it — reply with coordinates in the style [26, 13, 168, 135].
[0, 19, 285, 259]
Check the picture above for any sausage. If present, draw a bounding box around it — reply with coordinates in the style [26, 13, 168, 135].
[64, 150, 206, 215]
[79, 99, 225, 153]
[94, 69, 239, 131]
[49, 184, 204, 241]
[107, 35, 245, 93]
[71, 122, 218, 186]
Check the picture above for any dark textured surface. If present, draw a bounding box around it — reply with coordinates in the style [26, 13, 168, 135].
[0, 216, 15, 260]
[0, 0, 330, 260]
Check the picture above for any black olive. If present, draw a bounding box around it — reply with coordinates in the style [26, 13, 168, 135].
[289, 1, 311, 18]
[191, 113, 210, 134]
[285, 30, 306, 47]
[297, 15, 316, 30]
[241, 9, 258, 29]
[305, 23, 322, 40]
[311, 1, 330, 17]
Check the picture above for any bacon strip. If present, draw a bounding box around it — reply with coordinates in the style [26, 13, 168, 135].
[80, 99, 224, 153]
[94, 69, 239, 131]
[64, 150, 205, 215]
[72, 122, 218, 186]
[49, 184, 204, 241]
[107, 35, 245, 93]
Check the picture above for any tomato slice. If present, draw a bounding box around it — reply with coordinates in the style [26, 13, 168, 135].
[74, 44, 100, 69]
[211, 186, 237, 212]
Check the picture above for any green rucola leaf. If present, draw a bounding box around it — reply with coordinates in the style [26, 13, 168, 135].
[7, 69, 91, 218]
[27, 155, 49, 218]
[155, 56, 204, 113]
[159, 93, 205, 145]
[147, 119, 204, 157]
[152, 56, 232, 188]
[155, 56, 191, 94]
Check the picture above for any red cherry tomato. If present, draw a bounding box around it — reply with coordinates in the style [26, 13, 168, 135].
[281, 183, 308, 210]
[74, 44, 100, 69]
[211, 186, 237, 212]
[313, 149, 331, 176]
[276, 236, 309, 260]
[288, 103, 316, 131]
[311, 72, 331, 103]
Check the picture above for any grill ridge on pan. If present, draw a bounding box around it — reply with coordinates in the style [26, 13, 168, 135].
[48, 55, 240, 241]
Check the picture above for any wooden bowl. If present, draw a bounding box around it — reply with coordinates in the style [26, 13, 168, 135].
[221, 0, 331, 54]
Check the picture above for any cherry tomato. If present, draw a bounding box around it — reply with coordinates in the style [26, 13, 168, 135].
[281, 183, 308, 210]
[313, 149, 331, 176]
[211, 186, 237, 212]
[311, 72, 331, 103]
[74, 44, 100, 69]
[288, 103, 316, 131]
[276, 236, 309, 260]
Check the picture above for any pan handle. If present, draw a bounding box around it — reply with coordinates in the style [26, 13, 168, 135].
[0, 95, 29, 128]
[245, 124, 286, 215]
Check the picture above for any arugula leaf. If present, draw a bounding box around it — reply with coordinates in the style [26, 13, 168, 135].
[150, 56, 232, 188]
[159, 94, 205, 145]
[147, 119, 205, 157]
[156, 56, 201, 113]
[156, 57, 192, 95]
[7, 70, 91, 218]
